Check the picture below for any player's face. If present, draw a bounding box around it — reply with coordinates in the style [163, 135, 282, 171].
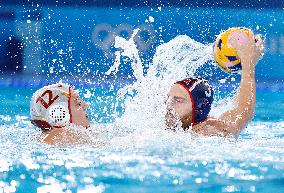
[165, 84, 192, 129]
[70, 89, 89, 128]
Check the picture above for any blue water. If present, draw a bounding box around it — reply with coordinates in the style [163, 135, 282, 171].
[0, 81, 284, 193]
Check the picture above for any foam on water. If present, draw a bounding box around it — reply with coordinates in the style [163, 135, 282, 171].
[1, 119, 284, 192]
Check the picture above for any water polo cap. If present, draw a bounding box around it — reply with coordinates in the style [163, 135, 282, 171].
[30, 83, 72, 129]
[176, 78, 214, 126]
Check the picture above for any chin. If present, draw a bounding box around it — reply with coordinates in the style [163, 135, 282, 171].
[81, 121, 89, 128]
[85, 122, 90, 128]
[165, 113, 191, 131]
[165, 111, 177, 128]
[72, 120, 89, 128]
[165, 117, 181, 131]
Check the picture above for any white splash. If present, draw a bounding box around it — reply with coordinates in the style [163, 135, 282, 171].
[105, 29, 144, 81]
[104, 29, 216, 143]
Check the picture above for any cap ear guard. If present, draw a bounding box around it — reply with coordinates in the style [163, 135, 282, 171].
[31, 120, 53, 130]
[30, 83, 71, 129]
[48, 104, 70, 128]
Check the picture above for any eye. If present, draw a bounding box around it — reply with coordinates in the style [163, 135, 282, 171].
[174, 98, 185, 103]
[174, 98, 182, 103]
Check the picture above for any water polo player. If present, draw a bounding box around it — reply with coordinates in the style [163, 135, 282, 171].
[30, 83, 90, 145]
[165, 30, 264, 137]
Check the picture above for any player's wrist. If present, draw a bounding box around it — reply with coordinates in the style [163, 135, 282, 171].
[242, 67, 255, 78]
[241, 55, 256, 68]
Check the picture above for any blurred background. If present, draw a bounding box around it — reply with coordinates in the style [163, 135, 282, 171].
[0, 0, 283, 122]
[0, 0, 283, 83]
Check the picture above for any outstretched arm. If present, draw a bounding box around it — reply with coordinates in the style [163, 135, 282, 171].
[193, 33, 264, 137]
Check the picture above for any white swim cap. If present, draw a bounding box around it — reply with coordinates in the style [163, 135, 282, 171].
[30, 83, 72, 129]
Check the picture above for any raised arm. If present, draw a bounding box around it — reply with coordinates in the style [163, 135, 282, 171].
[193, 32, 264, 137]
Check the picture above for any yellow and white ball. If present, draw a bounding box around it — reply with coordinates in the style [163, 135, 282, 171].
[213, 27, 253, 73]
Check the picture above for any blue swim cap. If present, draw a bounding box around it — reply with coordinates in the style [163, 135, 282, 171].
[176, 78, 214, 126]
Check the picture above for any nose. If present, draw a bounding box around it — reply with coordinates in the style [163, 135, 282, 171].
[166, 97, 174, 110]
[82, 102, 89, 110]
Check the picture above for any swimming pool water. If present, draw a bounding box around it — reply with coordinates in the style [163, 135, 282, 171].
[0, 2, 283, 192]
[0, 81, 284, 193]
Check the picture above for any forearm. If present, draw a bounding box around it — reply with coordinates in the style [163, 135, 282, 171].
[234, 66, 256, 123]
[215, 60, 256, 137]
[222, 60, 256, 130]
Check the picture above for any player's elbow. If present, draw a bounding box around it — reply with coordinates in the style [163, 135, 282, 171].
[209, 120, 241, 138]
[244, 106, 255, 124]
[223, 117, 250, 138]
[231, 112, 254, 137]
